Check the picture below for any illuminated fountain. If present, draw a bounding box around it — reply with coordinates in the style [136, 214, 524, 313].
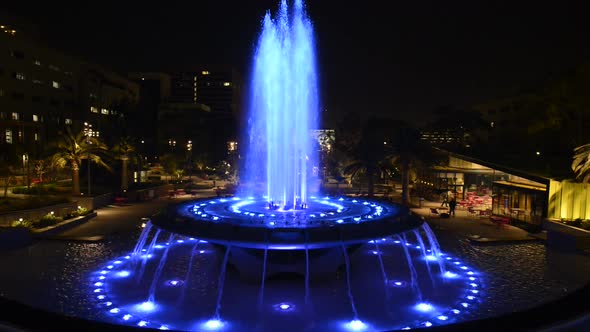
[89, 1, 484, 331]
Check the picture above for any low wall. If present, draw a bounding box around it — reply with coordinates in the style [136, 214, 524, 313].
[125, 184, 173, 202]
[32, 212, 97, 238]
[0, 202, 79, 227]
[544, 219, 590, 251]
[76, 193, 113, 211]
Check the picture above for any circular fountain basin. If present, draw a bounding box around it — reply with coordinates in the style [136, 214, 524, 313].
[150, 196, 424, 250]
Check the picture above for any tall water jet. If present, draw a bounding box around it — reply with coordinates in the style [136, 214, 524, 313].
[244, 0, 319, 207]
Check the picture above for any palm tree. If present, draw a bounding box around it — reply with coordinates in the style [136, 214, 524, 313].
[572, 143, 590, 182]
[340, 116, 388, 197]
[386, 121, 442, 206]
[113, 137, 136, 191]
[50, 128, 111, 195]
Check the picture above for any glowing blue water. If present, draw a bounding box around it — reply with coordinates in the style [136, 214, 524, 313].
[244, 0, 319, 208]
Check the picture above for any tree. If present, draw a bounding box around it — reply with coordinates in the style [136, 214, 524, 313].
[112, 137, 136, 191]
[572, 143, 590, 182]
[159, 154, 179, 182]
[50, 128, 111, 195]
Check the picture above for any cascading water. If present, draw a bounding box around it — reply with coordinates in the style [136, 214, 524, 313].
[243, 0, 318, 208]
[422, 222, 447, 276]
[147, 234, 175, 303]
[136, 229, 161, 283]
[374, 242, 388, 285]
[259, 246, 268, 308]
[341, 244, 358, 319]
[178, 241, 199, 305]
[399, 234, 422, 302]
[133, 223, 153, 258]
[214, 246, 232, 320]
[413, 229, 435, 286]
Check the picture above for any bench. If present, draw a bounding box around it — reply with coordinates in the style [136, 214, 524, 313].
[490, 215, 510, 226]
[114, 197, 128, 205]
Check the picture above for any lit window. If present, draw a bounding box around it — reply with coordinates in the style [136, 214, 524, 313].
[32, 114, 38, 122]
[18, 130, 23, 142]
[490, 121, 494, 128]
[5, 129, 12, 144]
[90, 106, 98, 113]
[65, 118, 72, 125]
[202, 71, 209, 75]
[14, 72, 25, 80]
[32, 79, 43, 84]
[52, 81, 60, 89]
[194, 76, 197, 81]
[34, 132, 39, 141]
[101, 108, 109, 115]
[11, 112, 19, 120]
[223, 82, 231, 86]
[34, 59, 41, 66]
[89, 93, 97, 98]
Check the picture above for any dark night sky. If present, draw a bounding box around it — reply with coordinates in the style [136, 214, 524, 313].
[2, 1, 589, 126]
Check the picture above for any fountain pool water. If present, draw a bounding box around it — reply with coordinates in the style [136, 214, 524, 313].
[88, 0, 485, 330]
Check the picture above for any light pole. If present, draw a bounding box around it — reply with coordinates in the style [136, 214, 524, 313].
[22, 154, 28, 187]
[84, 122, 99, 196]
[186, 140, 193, 183]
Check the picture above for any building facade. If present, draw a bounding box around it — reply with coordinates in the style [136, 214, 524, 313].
[0, 16, 139, 165]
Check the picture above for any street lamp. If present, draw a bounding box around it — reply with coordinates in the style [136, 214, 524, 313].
[83, 122, 99, 196]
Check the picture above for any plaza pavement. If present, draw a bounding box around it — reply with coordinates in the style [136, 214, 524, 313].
[45, 190, 544, 246]
[411, 199, 545, 244]
[47, 189, 214, 241]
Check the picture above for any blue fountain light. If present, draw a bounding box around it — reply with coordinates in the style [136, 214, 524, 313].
[116, 270, 131, 278]
[135, 301, 157, 313]
[202, 319, 224, 330]
[414, 302, 435, 313]
[345, 319, 367, 331]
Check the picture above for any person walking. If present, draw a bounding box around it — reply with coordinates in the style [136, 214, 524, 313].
[441, 193, 448, 207]
[449, 197, 457, 217]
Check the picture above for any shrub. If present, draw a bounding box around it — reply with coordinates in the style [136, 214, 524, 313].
[580, 219, 590, 230]
[10, 218, 33, 228]
[571, 218, 583, 228]
[33, 213, 63, 228]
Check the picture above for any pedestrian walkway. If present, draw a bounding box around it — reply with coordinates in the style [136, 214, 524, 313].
[48, 193, 203, 240]
[412, 199, 543, 244]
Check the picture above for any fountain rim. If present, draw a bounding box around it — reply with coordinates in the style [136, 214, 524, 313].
[149, 197, 425, 250]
